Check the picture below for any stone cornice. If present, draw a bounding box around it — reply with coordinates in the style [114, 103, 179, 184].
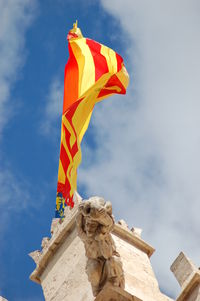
[113, 223, 155, 257]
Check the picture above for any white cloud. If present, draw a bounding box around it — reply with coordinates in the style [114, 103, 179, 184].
[78, 0, 200, 297]
[0, 169, 30, 212]
[40, 78, 63, 136]
[0, 0, 37, 136]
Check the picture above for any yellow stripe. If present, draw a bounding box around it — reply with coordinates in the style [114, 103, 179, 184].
[61, 127, 82, 196]
[79, 110, 93, 142]
[70, 38, 95, 97]
[70, 150, 81, 195]
[57, 125, 66, 184]
[116, 66, 129, 89]
[58, 159, 66, 184]
[100, 45, 117, 74]
[72, 93, 95, 136]
[62, 115, 76, 148]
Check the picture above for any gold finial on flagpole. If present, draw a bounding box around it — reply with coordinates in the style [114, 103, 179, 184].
[73, 20, 78, 29]
[68, 20, 82, 39]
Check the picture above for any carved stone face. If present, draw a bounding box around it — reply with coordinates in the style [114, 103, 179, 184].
[80, 197, 112, 219]
[84, 219, 98, 237]
[78, 197, 114, 238]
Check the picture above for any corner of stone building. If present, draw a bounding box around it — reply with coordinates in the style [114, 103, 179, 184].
[29, 194, 176, 301]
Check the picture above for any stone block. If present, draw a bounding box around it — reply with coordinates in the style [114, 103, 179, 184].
[171, 252, 197, 288]
[171, 252, 200, 301]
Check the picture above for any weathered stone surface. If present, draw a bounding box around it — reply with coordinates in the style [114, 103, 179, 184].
[29, 250, 41, 265]
[40, 227, 93, 301]
[185, 285, 200, 301]
[41, 237, 50, 250]
[171, 252, 198, 288]
[77, 196, 125, 297]
[118, 220, 129, 230]
[30, 193, 94, 301]
[95, 286, 142, 301]
[131, 227, 142, 238]
[112, 232, 173, 301]
[50, 218, 60, 235]
[171, 252, 200, 301]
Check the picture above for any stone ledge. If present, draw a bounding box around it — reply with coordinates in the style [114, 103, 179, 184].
[113, 224, 154, 258]
[176, 272, 200, 301]
[95, 286, 143, 301]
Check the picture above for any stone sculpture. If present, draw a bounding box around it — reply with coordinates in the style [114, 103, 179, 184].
[76, 196, 125, 296]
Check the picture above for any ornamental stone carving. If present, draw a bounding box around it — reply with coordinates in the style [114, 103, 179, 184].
[76, 196, 125, 297]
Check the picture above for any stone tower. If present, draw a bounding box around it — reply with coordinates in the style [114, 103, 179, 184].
[29, 194, 200, 301]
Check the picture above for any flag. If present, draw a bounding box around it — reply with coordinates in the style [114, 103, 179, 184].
[55, 21, 129, 218]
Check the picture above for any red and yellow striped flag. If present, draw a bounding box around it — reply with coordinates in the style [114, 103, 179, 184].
[55, 22, 129, 218]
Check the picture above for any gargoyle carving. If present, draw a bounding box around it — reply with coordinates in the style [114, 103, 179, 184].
[76, 196, 125, 296]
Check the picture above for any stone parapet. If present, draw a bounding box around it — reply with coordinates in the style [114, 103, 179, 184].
[113, 223, 154, 257]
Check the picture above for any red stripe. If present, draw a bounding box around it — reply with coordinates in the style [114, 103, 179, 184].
[62, 123, 78, 158]
[98, 89, 114, 98]
[86, 39, 109, 81]
[98, 74, 126, 98]
[63, 98, 84, 158]
[116, 53, 123, 72]
[60, 144, 70, 175]
[65, 98, 83, 124]
[57, 147, 72, 200]
[57, 181, 74, 208]
[57, 182, 68, 198]
[63, 43, 79, 114]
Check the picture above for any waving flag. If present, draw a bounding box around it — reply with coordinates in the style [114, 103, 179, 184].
[55, 22, 129, 218]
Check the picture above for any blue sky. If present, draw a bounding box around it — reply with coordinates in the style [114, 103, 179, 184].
[1, 0, 200, 300]
[0, 1, 126, 300]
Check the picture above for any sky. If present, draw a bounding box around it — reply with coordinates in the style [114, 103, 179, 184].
[0, 0, 200, 300]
